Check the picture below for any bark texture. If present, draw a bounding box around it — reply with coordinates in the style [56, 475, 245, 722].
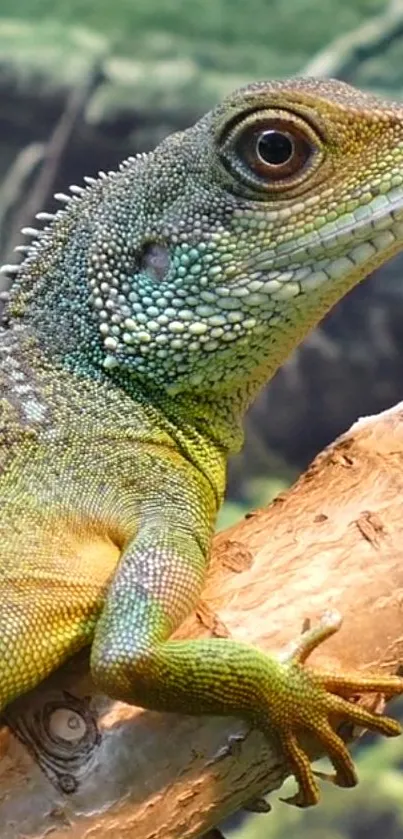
[2, 403, 403, 838]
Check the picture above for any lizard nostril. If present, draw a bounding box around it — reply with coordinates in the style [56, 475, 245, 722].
[139, 243, 170, 283]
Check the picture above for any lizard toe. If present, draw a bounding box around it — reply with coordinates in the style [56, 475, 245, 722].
[324, 691, 402, 738]
[314, 669, 403, 701]
[308, 717, 358, 788]
[279, 731, 320, 808]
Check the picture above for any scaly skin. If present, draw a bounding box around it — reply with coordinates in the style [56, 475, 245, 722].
[1, 78, 403, 807]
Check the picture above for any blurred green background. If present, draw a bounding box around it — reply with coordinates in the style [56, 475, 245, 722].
[1, 1, 403, 837]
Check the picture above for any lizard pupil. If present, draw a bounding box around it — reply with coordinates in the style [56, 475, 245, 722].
[257, 130, 294, 166]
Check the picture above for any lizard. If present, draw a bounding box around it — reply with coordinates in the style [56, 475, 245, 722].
[1, 76, 403, 809]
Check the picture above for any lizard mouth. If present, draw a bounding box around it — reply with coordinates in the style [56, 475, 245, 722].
[249, 185, 403, 271]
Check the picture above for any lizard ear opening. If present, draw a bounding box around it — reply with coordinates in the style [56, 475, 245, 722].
[218, 107, 324, 197]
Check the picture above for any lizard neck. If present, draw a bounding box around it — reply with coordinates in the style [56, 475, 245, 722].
[115, 366, 246, 455]
[6, 323, 232, 504]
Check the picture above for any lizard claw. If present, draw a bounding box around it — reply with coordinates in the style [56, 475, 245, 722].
[268, 612, 403, 807]
[278, 732, 322, 807]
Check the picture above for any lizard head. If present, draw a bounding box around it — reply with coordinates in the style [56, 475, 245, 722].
[5, 78, 403, 413]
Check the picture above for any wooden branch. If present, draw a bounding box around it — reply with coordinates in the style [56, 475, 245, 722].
[2, 402, 403, 838]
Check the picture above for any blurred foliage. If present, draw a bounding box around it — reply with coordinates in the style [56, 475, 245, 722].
[0, 0, 390, 78]
[216, 476, 288, 530]
[1, 0, 403, 147]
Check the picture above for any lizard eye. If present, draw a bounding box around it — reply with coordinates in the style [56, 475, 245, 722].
[242, 122, 312, 181]
[218, 111, 322, 195]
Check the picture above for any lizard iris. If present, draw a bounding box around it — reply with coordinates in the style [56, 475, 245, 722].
[1, 78, 403, 808]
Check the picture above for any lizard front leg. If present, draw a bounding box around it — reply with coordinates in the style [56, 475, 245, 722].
[90, 478, 403, 808]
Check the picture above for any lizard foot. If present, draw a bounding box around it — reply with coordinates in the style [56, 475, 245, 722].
[267, 611, 403, 808]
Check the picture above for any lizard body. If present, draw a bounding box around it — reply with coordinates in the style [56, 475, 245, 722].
[1, 77, 403, 806]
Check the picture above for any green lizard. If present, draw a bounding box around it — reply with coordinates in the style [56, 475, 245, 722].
[1, 77, 403, 809]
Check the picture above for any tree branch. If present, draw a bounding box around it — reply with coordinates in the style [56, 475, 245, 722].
[2, 402, 403, 838]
